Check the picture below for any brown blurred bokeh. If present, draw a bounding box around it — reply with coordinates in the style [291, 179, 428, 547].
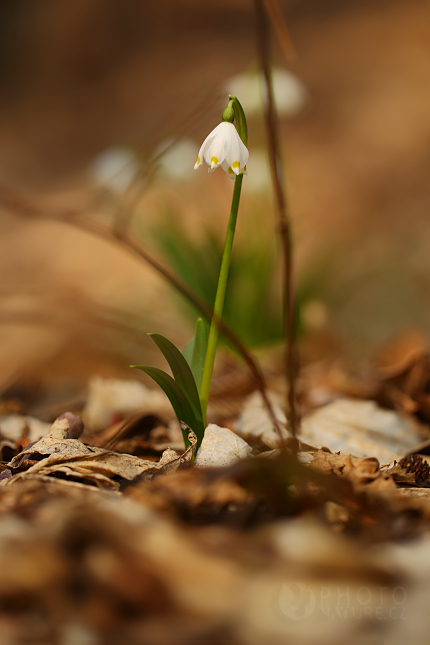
[1, 0, 430, 413]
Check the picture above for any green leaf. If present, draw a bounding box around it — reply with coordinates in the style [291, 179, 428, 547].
[182, 337, 195, 369]
[183, 318, 208, 394]
[148, 333, 203, 422]
[131, 366, 204, 447]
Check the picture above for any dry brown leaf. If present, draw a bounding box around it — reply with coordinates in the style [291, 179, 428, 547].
[4, 415, 196, 490]
[0, 470, 424, 645]
[383, 462, 417, 485]
[308, 450, 396, 494]
[126, 466, 253, 523]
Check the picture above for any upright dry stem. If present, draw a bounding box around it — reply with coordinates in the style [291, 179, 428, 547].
[254, 0, 299, 439]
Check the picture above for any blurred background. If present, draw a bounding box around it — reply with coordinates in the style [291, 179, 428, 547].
[1, 0, 430, 419]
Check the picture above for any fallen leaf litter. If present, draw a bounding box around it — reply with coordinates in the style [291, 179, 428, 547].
[1, 378, 430, 644]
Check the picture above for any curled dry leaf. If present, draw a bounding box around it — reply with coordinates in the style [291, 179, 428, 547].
[383, 461, 417, 486]
[4, 414, 197, 491]
[194, 423, 253, 468]
[308, 450, 396, 494]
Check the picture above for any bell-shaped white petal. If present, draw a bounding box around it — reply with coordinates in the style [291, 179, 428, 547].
[194, 122, 249, 177]
[221, 160, 235, 179]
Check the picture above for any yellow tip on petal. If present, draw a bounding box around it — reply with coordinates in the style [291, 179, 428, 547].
[232, 161, 240, 169]
[228, 167, 234, 175]
[194, 155, 201, 170]
[243, 165, 247, 171]
[211, 156, 219, 167]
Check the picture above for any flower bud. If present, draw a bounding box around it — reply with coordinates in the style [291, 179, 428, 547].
[222, 103, 235, 124]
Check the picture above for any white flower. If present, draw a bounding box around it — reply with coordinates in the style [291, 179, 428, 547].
[194, 122, 248, 179]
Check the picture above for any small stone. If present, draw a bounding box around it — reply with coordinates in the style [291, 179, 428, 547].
[56, 413, 84, 439]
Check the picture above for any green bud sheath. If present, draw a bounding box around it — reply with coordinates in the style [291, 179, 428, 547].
[229, 95, 248, 147]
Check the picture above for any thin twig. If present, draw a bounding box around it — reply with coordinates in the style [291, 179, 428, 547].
[0, 184, 284, 437]
[263, 0, 296, 62]
[254, 0, 299, 438]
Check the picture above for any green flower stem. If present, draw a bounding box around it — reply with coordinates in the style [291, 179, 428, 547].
[200, 173, 243, 423]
